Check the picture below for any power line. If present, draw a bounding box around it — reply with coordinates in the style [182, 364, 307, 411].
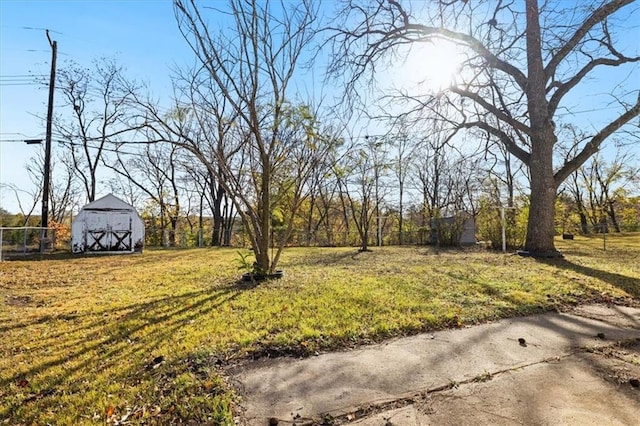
[0, 74, 47, 87]
[0, 83, 43, 86]
[0, 139, 42, 144]
[0, 74, 48, 78]
[0, 48, 52, 53]
[0, 25, 63, 34]
[23, 27, 63, 34]
[54, 138, 149, 157]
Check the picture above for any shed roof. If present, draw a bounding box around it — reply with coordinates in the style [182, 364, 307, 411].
[81, 194, 136, 212]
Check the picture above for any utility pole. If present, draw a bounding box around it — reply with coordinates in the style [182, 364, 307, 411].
[40, 29, 57, 252]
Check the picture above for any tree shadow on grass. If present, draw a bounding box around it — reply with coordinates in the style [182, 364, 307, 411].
[537, 258, 640, 299]
[1, 281, 249, 422]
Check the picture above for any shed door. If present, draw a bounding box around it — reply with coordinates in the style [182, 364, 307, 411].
[85, 211, 133, 251]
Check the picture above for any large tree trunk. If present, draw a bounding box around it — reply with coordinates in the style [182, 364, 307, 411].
[524, 141, 559, 255]
[522, 0, 561, 257]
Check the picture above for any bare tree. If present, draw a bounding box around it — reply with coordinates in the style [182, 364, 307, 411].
[134, 0, 320, 274]
[25, 149, 79, 224]
[578, 150, 638, 232]
[565, 167, 591, 234]
[106, 141, 182, 246]
[1, 183, 41, 226]
[334, 138, 383, 251]
[308, 147, 349, 246]
[55, 58, 139, 202]
[106, 172, 145, 209]
[300, 155, 331, 246]
[388, 124, 417, 245]
[412, 124, 462, 225]
[329, 0, 640, 256]
[180, 158, 236, 247]
[373, 137, 391, 246]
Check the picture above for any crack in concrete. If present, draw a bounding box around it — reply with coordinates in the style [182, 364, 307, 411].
[318, 354, 577, 425]
[261, 344, 637, 424]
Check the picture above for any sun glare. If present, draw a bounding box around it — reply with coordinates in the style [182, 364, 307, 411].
[393, 41, 464, 93]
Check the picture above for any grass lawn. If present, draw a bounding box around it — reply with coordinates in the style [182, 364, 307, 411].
[1, 233, 639, 424]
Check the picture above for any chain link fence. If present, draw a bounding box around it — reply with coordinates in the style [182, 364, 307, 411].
[143, 227, 436, 249]
[3, 222, 635, 258]
[0, 227, 57, 261]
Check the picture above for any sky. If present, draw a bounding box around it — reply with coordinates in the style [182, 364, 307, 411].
[0, 0, 189, 214]
[0, 0, 639, 215]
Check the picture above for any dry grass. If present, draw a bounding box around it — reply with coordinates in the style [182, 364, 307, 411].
[1, 233, 638, 424]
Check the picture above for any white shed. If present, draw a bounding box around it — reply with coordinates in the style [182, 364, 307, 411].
[71, 194, 144, 253]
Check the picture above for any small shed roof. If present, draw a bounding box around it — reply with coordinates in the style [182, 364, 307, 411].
[81, 194, 137, 212]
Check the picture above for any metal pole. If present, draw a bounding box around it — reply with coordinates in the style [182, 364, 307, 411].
[492, 205, 516, 253]
[40, 30, 57, 252]
[501, 207, 506, 253]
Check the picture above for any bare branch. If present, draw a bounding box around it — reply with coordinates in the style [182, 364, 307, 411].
[555, 93, 640, 184]
[545, 0, 637, 81]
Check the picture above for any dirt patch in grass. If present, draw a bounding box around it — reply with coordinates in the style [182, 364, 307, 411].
[4, 295, 33, 307]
